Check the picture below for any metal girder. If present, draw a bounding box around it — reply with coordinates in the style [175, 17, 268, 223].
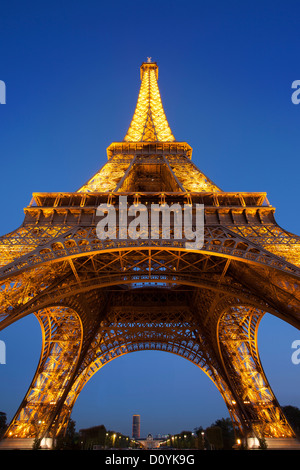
[5, 306, 83, 439]
[218, 305, 295, 438]
[123, 61, 175, 143]
[1, 60, 300, 445]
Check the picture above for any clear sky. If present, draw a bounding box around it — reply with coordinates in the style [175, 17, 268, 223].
[0, 0, 300, 438]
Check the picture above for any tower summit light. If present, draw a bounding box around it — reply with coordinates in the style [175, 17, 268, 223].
[123, 59, 175, 143]
[0, 60, 299, 450]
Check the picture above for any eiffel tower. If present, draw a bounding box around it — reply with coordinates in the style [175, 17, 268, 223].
[1, 59, 300, 450]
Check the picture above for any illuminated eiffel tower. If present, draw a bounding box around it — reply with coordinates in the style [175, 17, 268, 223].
[1, 59, 300, 449]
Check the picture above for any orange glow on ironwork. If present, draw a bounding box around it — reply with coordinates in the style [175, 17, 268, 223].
[124, 61, 175, 143]
[1, 60, 300, 447]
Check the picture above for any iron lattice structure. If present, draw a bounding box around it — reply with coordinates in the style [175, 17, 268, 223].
[1, 60, 300, 443]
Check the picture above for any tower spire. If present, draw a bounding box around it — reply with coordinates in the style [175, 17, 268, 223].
[124, 60, 175, 142]
[78, 61, 221, 194]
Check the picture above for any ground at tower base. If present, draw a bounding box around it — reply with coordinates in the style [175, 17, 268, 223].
[1, 410, 300, 450]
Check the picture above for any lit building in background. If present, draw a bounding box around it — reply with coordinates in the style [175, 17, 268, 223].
[132, 415, 140, 439]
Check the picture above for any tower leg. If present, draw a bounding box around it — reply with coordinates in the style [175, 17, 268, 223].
[218, 305, 295, 441]
[4, 306, 83, 440]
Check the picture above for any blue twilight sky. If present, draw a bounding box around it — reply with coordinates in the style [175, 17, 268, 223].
[0, 0, 300, 438]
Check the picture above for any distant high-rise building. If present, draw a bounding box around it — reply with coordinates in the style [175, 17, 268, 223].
[132, 414, 140, 439]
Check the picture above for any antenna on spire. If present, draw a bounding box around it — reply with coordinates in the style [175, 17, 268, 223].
[147, 57, 152, 63]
